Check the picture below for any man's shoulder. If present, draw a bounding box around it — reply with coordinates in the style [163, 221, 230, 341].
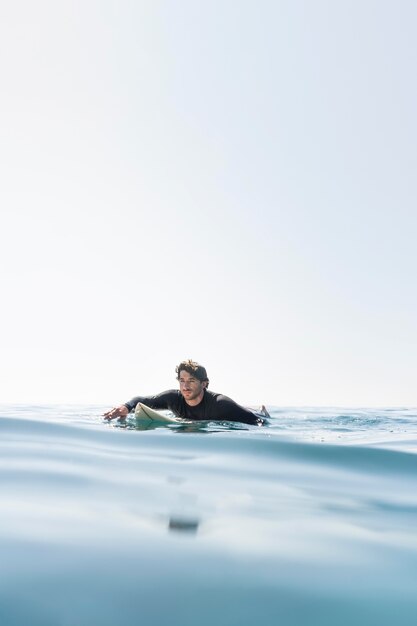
[204, 390, 235, 404]
[203, 390, 259, 424]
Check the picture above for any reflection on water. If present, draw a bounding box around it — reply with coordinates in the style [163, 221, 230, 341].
[168, 517, 200, 534]
[116, 415, 250, 433]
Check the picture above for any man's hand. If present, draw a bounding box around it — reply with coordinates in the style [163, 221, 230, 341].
[103, 405, 130, 421]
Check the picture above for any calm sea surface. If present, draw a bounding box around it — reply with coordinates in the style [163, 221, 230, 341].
[1, 404, 417, 626]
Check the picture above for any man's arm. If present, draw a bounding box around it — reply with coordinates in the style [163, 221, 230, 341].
[103, 405, 130, 421]
[103, 390, 179, 421]
[214, 394, 265, 425]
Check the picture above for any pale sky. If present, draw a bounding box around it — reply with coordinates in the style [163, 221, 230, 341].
[1, 1, 416, 406]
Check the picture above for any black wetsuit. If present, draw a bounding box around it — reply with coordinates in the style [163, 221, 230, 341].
[124, 389, 264, 425]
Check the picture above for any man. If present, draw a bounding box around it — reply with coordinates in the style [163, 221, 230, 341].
[103, 359, 269, 426]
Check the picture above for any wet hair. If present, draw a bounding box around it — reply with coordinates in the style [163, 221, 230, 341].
[175, 359, 209, 388]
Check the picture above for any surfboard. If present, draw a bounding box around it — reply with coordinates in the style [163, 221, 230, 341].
[134, 402, 269, 427]
[134, 402, 179, 425]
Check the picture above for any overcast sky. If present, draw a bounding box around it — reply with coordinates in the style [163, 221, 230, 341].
[1, 0, 416, 406]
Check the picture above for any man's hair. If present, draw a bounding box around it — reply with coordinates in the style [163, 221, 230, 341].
[175, 359, 209, 387]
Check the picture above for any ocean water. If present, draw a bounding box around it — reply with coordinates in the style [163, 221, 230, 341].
[1, 404, 417, 626]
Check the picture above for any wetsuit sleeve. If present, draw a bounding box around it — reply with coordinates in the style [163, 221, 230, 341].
[214, 395, 263, 425]
[124, 390, 179, 412]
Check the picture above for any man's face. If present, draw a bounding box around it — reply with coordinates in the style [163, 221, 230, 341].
[178, 369, 206, 403]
